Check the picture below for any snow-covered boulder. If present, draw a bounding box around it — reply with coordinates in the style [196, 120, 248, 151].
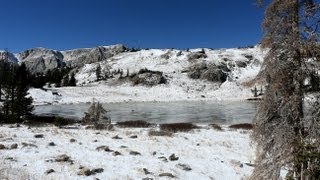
[131, 69, 167, 86]
[185, 62, 228, 83]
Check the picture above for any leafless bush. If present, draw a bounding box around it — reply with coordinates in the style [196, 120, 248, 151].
[208, 123, 223, 131]
[159, 123, 199, 133]
[148, 129, 173, 137]
[229, 123, 253, 130]
[116, 120, 155, 128]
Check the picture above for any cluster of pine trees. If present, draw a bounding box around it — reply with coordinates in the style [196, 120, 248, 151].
[30, 67, 76, 88]
[0, 61, 33, 123]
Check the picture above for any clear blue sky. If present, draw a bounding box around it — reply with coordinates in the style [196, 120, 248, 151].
[0, 0, 264, 52]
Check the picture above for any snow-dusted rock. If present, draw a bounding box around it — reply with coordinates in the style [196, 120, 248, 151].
[0, 51, 18, 63]
[17, 48, 63, 74]
[62, 44, 127, 68]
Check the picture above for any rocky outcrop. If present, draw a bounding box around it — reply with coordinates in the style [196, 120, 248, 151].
[18, 48, 64, 74]
[131, 69, 167, 86]
[187, 49, 207, 61]
[185, 62, 228, 83]
[62, 44, 126, 68]
[14, 44, 126, 74]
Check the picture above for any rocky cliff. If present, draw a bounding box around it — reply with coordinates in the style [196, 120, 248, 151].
[2, 44, 127, 74]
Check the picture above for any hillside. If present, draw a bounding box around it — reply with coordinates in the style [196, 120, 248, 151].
[2, 45, 267, 104]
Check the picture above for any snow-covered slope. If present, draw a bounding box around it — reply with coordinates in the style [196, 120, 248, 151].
[31, 46, 266, 105]
[0, 124, 255, 179]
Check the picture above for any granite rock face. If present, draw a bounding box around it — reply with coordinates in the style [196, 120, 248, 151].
[14, 44, 127, 74]
[17, 48, 64, 74]
[0, 51, 18, 63]
[62, 44, 127, 68]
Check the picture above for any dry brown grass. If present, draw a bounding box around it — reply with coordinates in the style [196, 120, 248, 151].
[116, 120, 155, 128]
[208, 124, 223, 131]
[229, 123, 254, 130]
[159, 123, 199, 133]
[148, 129, 173, 137]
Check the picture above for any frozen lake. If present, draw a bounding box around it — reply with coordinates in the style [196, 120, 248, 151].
[33, 101, 258, 124]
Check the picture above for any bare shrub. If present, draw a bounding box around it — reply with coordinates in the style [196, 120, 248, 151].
[229, 123, 253, 130]
[148, 129, 173, 137]
[159, 123, 199, 133]
[116, 120, 155, 128]
[208, 123, 223, 131]
[82, 101, 112, 130]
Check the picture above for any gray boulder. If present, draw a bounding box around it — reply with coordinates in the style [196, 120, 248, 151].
[131, 69, 167, 86]
[186, 62, 228, 83]
[187, 51, 207, 61]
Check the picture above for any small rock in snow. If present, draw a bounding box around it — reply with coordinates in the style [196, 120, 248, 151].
[70, 138, 76, 143]
[10, 143, 18, 149]
[176, 163, 192, 171]
[142, 178, 153, 180]
[78, 168, 92, 176]
[96, 145, 112, 152]
[45, 169, 55, 174]
[34, 134, 44, 138]
[0, 144, 6, 150]
[159, 172, 175, 178]
[112, 135, 122, 139]
[55, 154, 70, 162]
[169, 154, 179, 161]
[143, 168, 152, 175]
[22, 142, 38, 148]
[92, 168, 104, 174]
[129, 151, 141, 156]
[244, 162, 255, 167]
[112, 151, 121, 156]
[158, 156, 168, 162]
[130, 135, 138, 139]
[48, 142, 56, 146]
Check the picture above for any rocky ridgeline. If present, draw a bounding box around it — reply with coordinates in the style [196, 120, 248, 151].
[1, 44, 127, 74]
[1, 45, 263, 88]
[0, 51, 18, 63]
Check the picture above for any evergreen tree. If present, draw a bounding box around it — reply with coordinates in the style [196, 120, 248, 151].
[68, 72, 76, 86]
[13, 63, 33, 120]
[2, 63, 33, 122]
[252, 0, 320, 179]
[96, 64, 102, 81]
[0, 60, 5, 101]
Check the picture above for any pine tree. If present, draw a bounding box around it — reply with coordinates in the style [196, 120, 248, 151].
[68, 72, 76, 86]
[13, 63, 33, 120]
[251, 0, 320, 179]
[2, 63, 33, 122]
[96, 64, 102, 81]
